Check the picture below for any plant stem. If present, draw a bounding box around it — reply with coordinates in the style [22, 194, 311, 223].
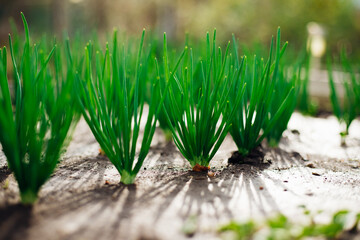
[120, 171, 136, 185]
[20, 190, 38, 205]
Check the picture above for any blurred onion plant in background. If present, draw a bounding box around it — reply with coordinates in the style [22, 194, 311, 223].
[1, 0, 360, 59]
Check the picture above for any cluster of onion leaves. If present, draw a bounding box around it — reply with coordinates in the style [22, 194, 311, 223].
[161, 30, 245, 170]
[76, 29, 164, 184]
[139, 35, 175, 140]
[157, 35, 206, 142]
[228, 28, 295, 156]
[265, 65, 299, 147]
[0, 13, 77, 204]
[327, 49, 360, 138]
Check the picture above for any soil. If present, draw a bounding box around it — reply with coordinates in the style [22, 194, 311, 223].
[0, 112, 360, 240]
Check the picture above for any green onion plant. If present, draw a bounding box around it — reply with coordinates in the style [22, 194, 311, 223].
[161, 30, 245, 170]
[265, 65, 299, 147]
[327, 50, 360, 138]
[0, 13, 77, 204]
[76, 29, 162, 184]
[228, 28, 295, 156]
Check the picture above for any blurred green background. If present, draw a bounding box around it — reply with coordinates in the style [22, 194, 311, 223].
[1, 0, 360, 57]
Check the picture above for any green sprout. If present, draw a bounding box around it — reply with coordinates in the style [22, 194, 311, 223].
[161, 30, 245, 170]
[327, 50, 359, 138]
[76, 29, 162, 184]
[218, 220, 256, 240]
[228, 28, 295, 157]
[219, 210, 358, 240]
[0, 13, 77, 204]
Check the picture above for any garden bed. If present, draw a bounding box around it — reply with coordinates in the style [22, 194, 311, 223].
[0, 112, 360, 240]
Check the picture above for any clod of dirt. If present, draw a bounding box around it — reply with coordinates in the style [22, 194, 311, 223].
[291, 129, 300, 135]
[228, 146, 268, 167]
[306, 163, 316, 168]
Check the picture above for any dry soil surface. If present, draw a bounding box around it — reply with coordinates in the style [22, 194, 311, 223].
[0, 112, 360, 240]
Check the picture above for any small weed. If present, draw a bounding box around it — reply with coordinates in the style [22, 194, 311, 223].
[219, 209, 359, 240]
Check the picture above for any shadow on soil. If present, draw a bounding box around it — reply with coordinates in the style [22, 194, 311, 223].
[0, 166, 11, 183]
[0, 143, 308, 239]
[0, 204, 32, 240]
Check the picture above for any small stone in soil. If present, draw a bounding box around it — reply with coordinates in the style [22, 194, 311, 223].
[291, 129, 300, 135]
[264, 158, 272, 164]
[307, 163, 315, 168]
[208, 172, 215, 178]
